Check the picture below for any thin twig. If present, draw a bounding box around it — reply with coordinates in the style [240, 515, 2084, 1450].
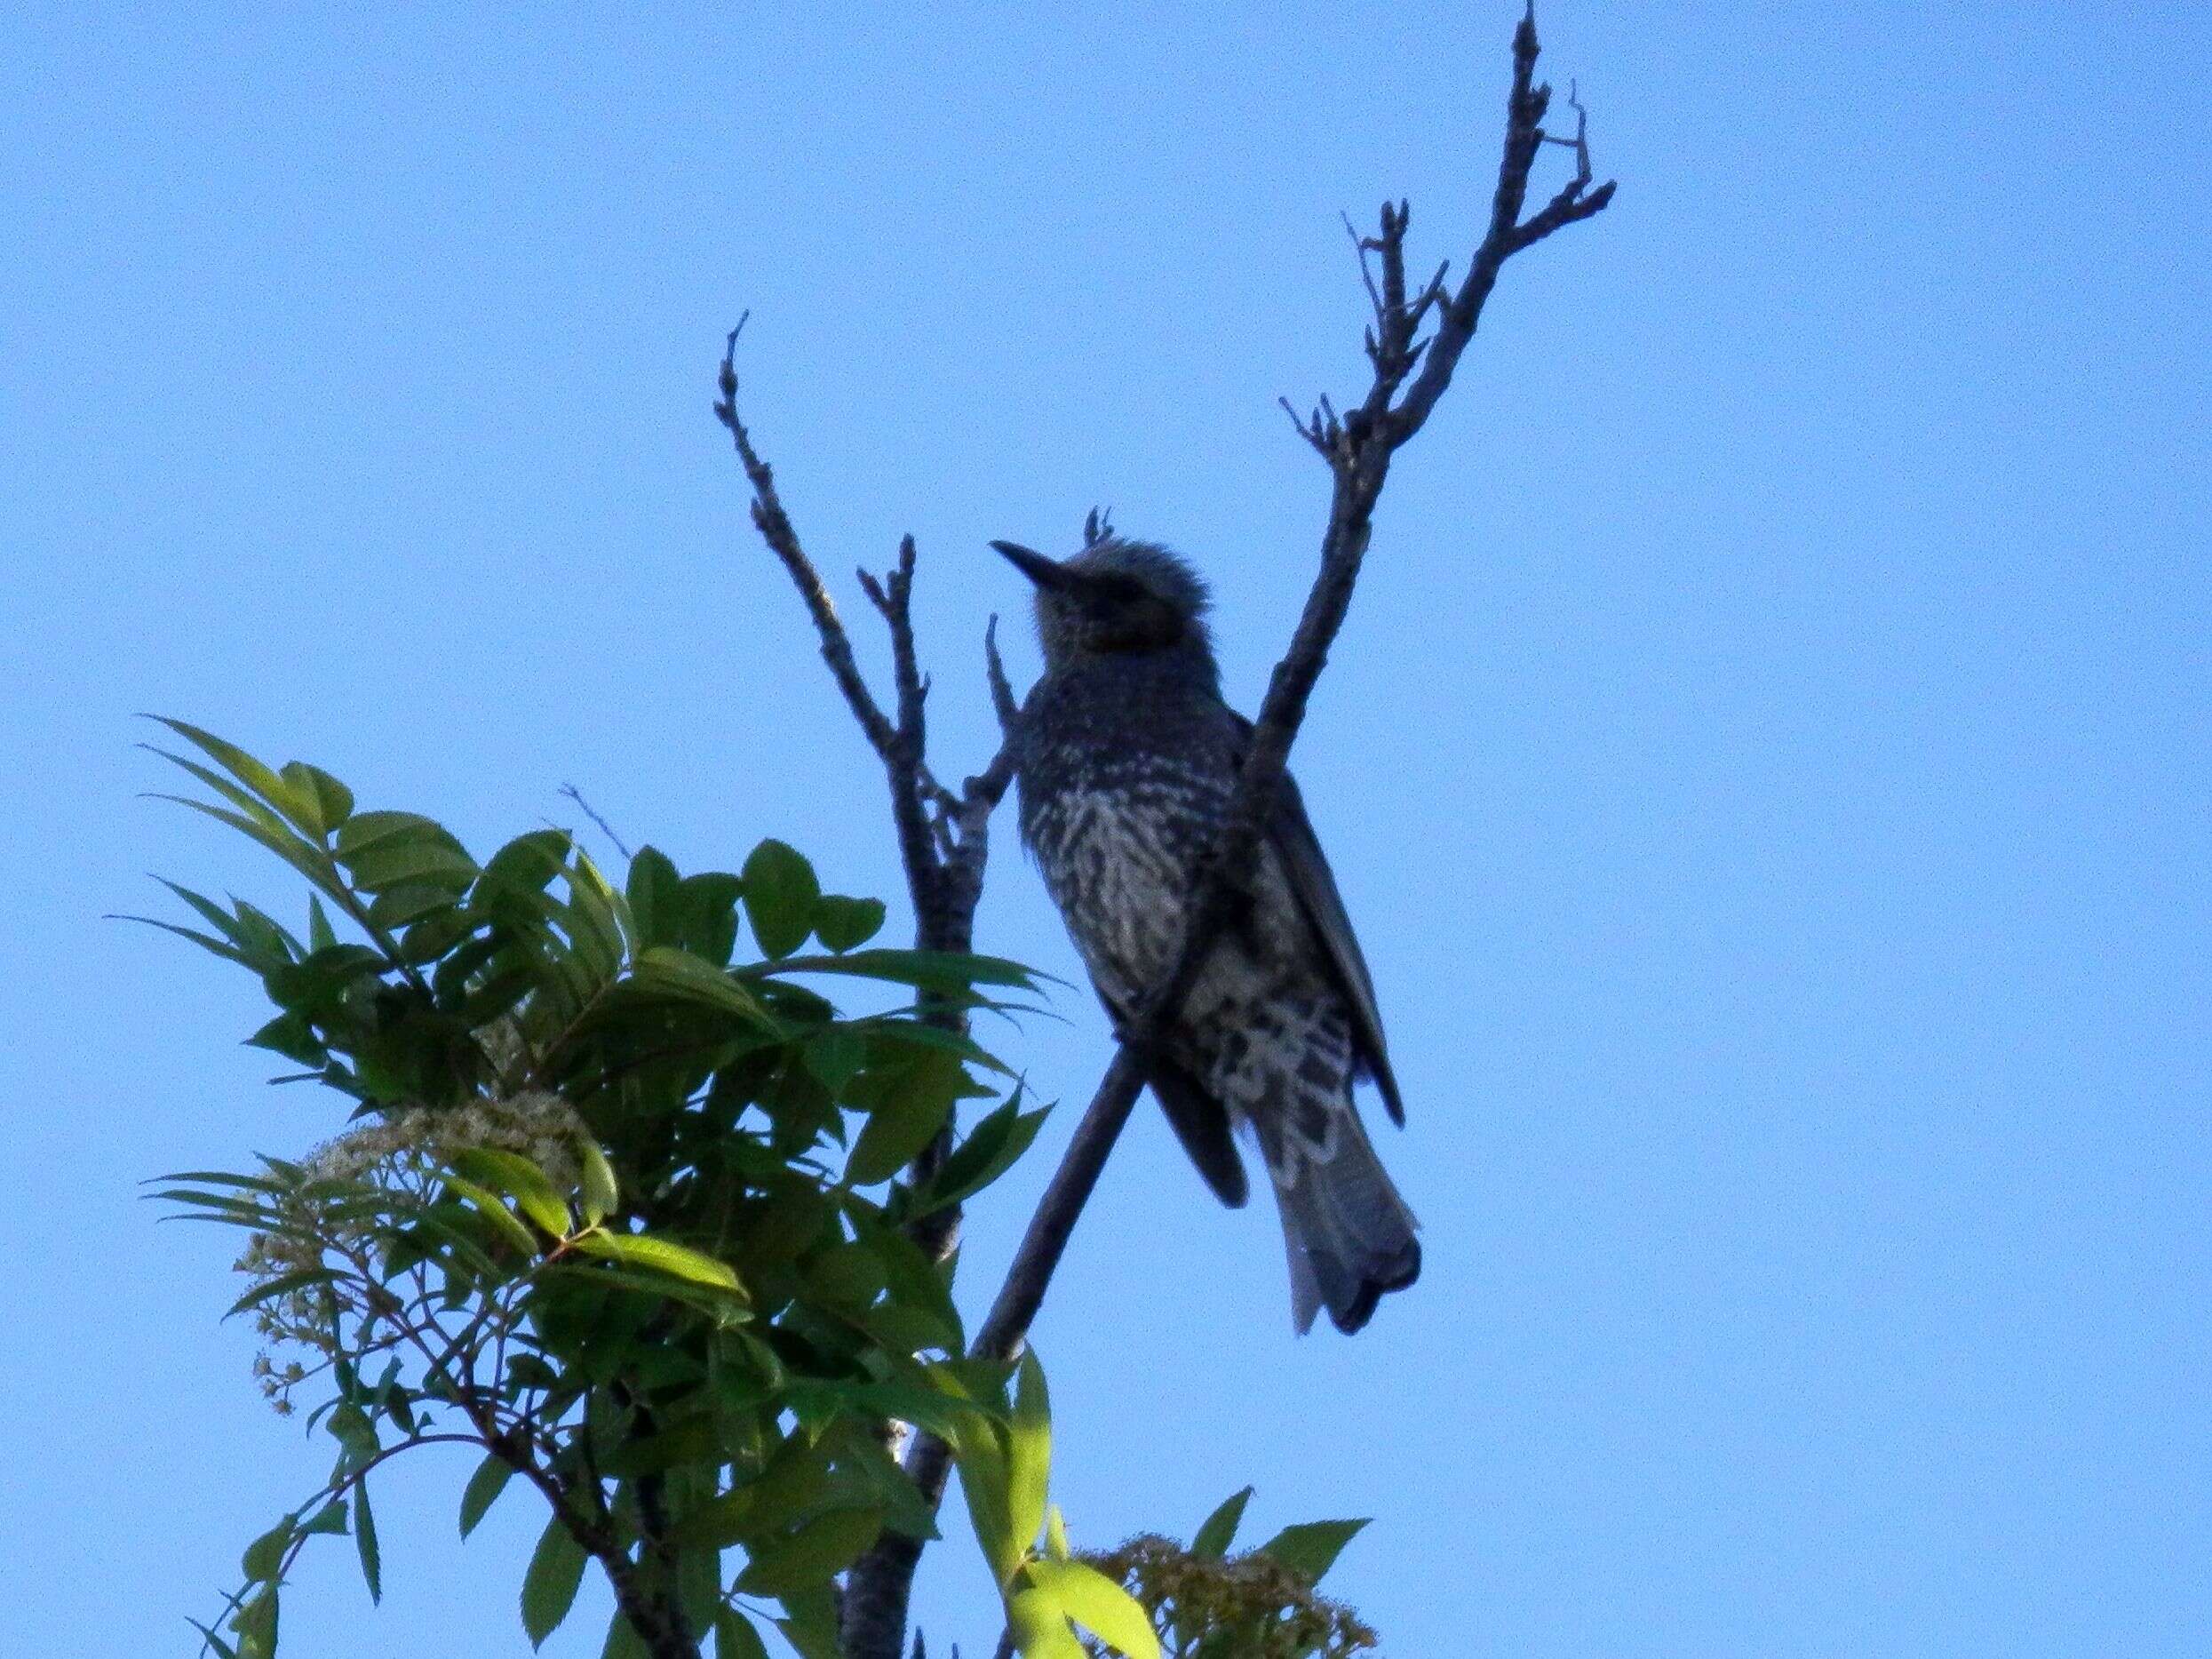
[715, 326, 902, 767]
[558, 784, 633, 863]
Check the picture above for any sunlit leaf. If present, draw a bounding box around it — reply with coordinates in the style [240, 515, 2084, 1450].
[447, 1148, 571, 1238]
[1005, 1584, 1088, 1659]
[1025, 1559, 1161, 1659]
[439, 1172, 539, 1256]
[1007, 1351, 1051, 1563]
[574, 1230, 744, 1296]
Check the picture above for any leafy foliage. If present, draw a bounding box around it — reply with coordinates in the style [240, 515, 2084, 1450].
[137, 723, 1154, 1659]
[1078, 1491, 1376, 1659]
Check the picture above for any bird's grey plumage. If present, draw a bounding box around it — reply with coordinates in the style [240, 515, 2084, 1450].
[996, 533, 1420, 1334]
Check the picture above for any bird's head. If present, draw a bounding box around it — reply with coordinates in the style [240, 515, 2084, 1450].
[992, 534, 1219, 685]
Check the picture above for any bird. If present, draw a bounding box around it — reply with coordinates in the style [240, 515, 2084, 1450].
[993, 531, 1420, 1334]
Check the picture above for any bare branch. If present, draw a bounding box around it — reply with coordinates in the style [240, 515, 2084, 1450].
[558, 783, 633, 862]
[1277, 395, 1331, 457]
[714, 325, 901, 765]
[1384, 4, 1616, 443]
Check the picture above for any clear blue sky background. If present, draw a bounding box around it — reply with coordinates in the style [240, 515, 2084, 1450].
[3, 3, 2204, 1655]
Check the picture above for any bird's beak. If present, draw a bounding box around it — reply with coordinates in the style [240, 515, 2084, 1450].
[991, 539, 1073, 591]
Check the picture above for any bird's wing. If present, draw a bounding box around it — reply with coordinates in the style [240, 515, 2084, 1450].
[1230, 715, 1405, 1125]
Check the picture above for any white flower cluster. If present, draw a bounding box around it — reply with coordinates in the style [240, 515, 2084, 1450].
[234, 1089, 593, 1412]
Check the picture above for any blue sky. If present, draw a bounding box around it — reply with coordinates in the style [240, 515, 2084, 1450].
[3, 3, 2205, 1655]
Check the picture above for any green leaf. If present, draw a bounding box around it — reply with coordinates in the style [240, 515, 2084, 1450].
[479, 828, 572, 897]
[146, 717, 322, 837]
[774, 1585, 844, 1659]
[326, 1401, 380, 1470]
[742, 839, 818, 959]
[1004, 1584, 1088, 1659]
[733, 1504, 884, 1597]
[1025, 1559, 1161, 1659]
[226, 1266, 338, 1320]
[282, 761, 355, 831]
[630, 946, 771, 1023]
[951, 1417, 1022, 1587]
[300, 1499, 349, 1537]
[601, 1609, 652, 1659]
[447, 1147, 571, 1238]
[187, 1616, 241, 1659]
[801, 1026, 867, 1097]
[578, 1138, 619, 1227]
[346, 837, 480, 893]
[800, 1240, 887, 1312]
[673, 1432, 831, 1551]
[1255, 1517, 1369, 1585]
[812, 895, 886, 953]
[241, 1514, 295, 1583]
[1045, 1504, 1070, 1561]
[1007, 1351, 1052, 1561]
[844, 1053, 963, 1187]
[354, 1482, 382, 1604]
[849, 1210, 964, 1352]
[911, 1097, 1049, 1217]
[233, 1583, 279, 1659]
[714, 1609, 772, 1659]
[112, 912, 249, 965]
[439, 1172, 539, 1256]
[747, 947, 1036, 992]
[521, 1510, 590, 1648]
[574, 1229, 745, 1296]
[246, 1009, 326, 1067]
[677, 872, 745, 966]
[625, 845, 683, 948]
[156, 794, 352, 910]
[1191, 1485, 1252, 1559]
[459, 1454, 515, 1538]
[336, 810, 452, 859]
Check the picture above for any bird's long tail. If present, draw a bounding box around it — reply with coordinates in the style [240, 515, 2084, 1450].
[1253, 1101, 1420, 1335]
